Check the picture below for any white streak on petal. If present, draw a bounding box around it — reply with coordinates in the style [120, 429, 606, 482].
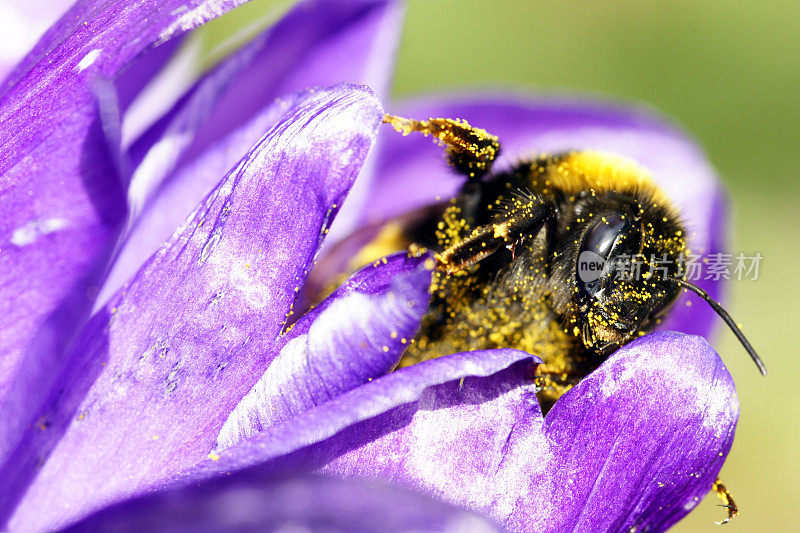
[159, 3, 229, 42]
[75, 49, 102, 73]
[216, 291, 377, 450]
[10, 218, 68, 246]
[215, 333, 307, 450]
[121, 38, 202, 150]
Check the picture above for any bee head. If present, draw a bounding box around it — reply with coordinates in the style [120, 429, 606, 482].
[555, 191, 686, 352]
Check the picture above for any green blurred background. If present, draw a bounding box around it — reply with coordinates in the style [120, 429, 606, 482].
[201, 0, 799, 529]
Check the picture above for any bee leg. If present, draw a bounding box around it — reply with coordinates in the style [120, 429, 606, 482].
[712, 479, 738, 525]
[383, 114, 500, 180]
[436, 199, 554, 273]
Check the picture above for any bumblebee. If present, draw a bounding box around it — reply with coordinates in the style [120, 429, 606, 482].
[329, 114, 766, 524]
[358, 114, 770, 523]
[374, 115, 765, 395]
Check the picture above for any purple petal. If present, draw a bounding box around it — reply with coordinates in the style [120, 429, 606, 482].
[64, 475, 501, 533]
[184, 348, 537, 478]
[0, 0, 248, 470]
[99, 0, 404, 305]
[536, 331, 737, 532]
[216, 252, 433, 450]
[123, 36, 268, 216]
[323, 332, 736, 532]
[3, 85, 383, 532]
[115, 36, 188, 123]
[192, 333, 734, 533]
[328, 332, 736, 531]
[367, 94, 728, 340]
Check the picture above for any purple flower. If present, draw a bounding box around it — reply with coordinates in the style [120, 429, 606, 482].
[0, 0, 737, 531]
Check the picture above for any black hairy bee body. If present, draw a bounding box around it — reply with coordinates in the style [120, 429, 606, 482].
[397, 151, 687, 403]
[335, 115, 764, 407]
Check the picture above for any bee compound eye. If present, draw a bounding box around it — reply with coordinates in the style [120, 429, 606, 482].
[577, 214, 632, 297]
[581, 214, 626, 259]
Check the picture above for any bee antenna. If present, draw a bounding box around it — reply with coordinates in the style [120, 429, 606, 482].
[667, 277, 767, 376]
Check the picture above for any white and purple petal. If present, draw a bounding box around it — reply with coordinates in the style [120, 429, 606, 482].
[100, 0, 404, 304]
[0, 0, 250, 470]
[186, 347, 538, 477]
[315, 332, 735, 532]
[184, 333, 735, 533]
[216, 251, 433, 449]
[2, 84, 384, 531]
